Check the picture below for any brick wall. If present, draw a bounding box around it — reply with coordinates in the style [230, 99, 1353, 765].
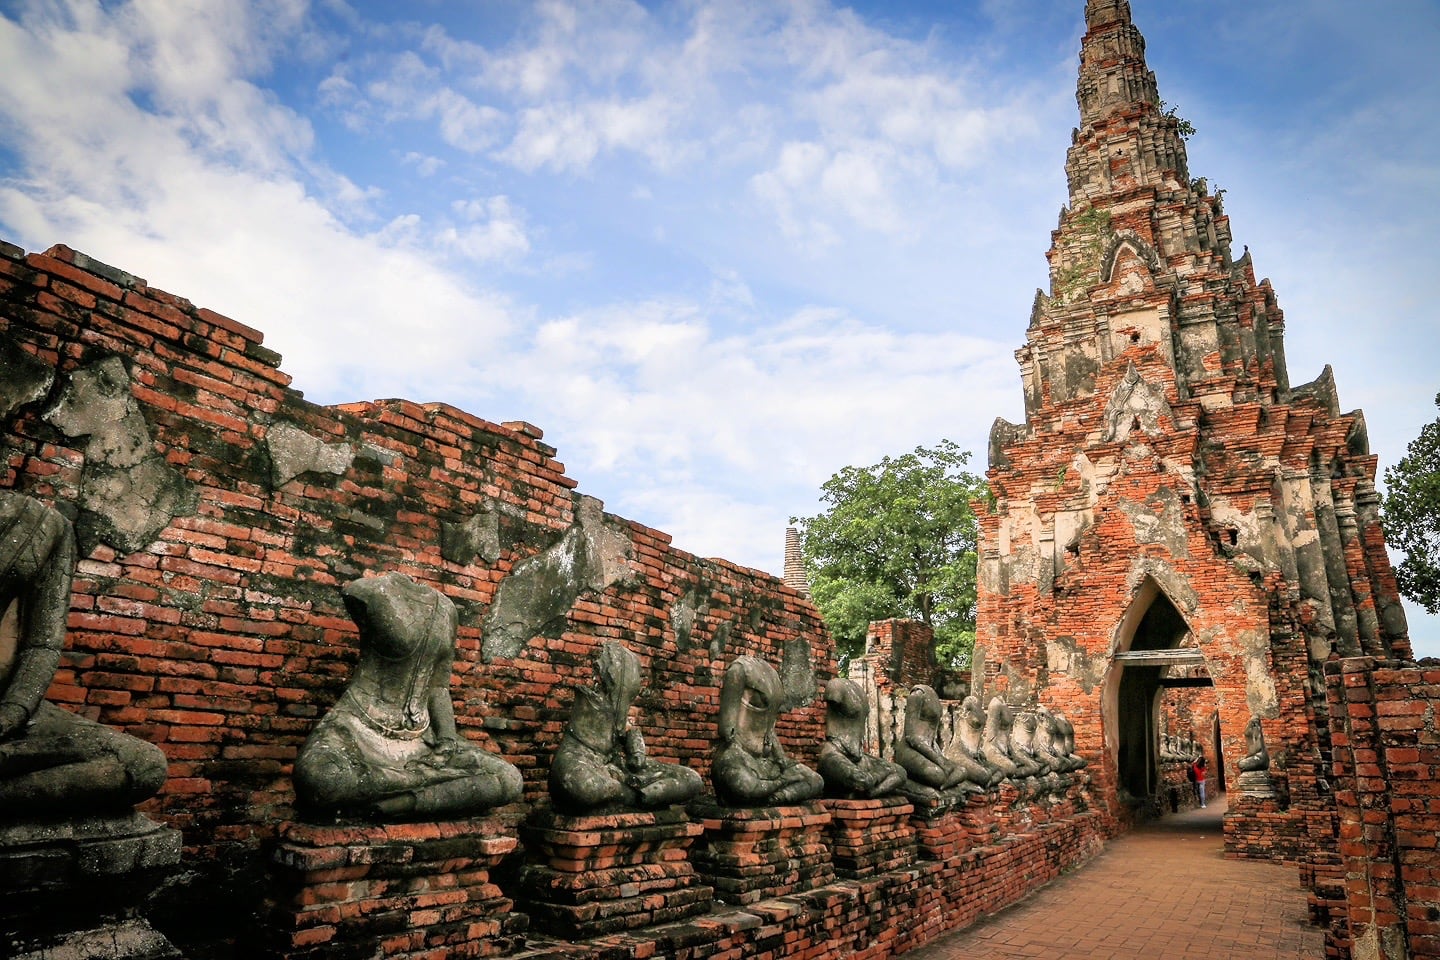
[860, 619, 939, 692]
[0, 240, 831, 947]
[0, 239, 1123, 960]
[1325, 657, 1440, 959]
[514, 799, 1107, 960]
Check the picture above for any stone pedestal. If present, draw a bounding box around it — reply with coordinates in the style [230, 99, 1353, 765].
[955, 790, 1002, 847]
[266, 811, 527, 960]
[993, 782, 1035, 836]
[689, 801, 833, 906]
[1, 812, 183, 960]
[516, 807, 711, 939]
[907, 795, 967, 861]
[1236, 769, 1278, 798]
[821, 796, 915, 879]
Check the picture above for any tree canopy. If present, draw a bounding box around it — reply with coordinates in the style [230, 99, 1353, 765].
[791, 439, 989, 668]
[1383, 393, 1440, 615]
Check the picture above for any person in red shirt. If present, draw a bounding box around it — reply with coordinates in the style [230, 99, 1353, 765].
[1190, 756, 1208, 808]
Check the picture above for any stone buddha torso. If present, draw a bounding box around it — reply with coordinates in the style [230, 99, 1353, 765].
[711, 655, 822, 807]
[818, 677, 906, 800]
[894, 684, 968, 796]
[0, 491, 168, 816]
[981, 696, 1020, 780]
[549, 641, 701, 813]
[294, 571, 523, 820]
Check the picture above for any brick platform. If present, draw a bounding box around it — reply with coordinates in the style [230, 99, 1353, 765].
[908, 795, 967, 861]
[517, 807, 711, 939]
[688, 801, 834, 906]
[266, 813, 527, 959]
[820, 796, 916, 879]
[1, 812, 183, 959]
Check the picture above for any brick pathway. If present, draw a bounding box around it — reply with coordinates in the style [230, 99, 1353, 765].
[903, 793, 1324, 959]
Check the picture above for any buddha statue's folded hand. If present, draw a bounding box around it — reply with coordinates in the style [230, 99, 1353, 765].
[0, 703, 29, 740]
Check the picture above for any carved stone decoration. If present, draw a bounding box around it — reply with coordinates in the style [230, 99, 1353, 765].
[482, 495, 635, 661]
[0, 492, 169, 814]
[42, 357, 197, 554]
[294, 571, 523, 820]
[950, 694, 1005, 788]
[441, 502, 503, 567]
[549, 641, 703, 814]
[980, 696, 1021, 780]
[894, 685, 979, 799]
[264, 422, 355, 489]
[711, 656, 823, 807]
[1236, 716, 1277, 798]
[1100, 362, 1176, 444]
[0, 332, 54, 424]
[818, 678, 907, 800]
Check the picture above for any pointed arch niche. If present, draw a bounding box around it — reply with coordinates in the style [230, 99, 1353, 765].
[1102, 575, 1213, 801]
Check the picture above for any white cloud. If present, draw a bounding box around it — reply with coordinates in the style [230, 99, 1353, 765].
[503, 297, 1015, 490]
[0, 0, 514, 403]
[401, 151, 445, 177]
[440, 196, 531, 263]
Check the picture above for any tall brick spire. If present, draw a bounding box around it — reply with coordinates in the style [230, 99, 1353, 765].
[977, 0, 1410, 862]
[1027, 0, 1251, 412]
[1070, 0, 1183, 204]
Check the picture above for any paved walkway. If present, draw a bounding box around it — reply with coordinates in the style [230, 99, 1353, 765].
[905, 793, 1324, 959]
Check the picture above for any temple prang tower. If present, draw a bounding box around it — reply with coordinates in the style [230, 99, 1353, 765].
[976, 0, 1411, 858]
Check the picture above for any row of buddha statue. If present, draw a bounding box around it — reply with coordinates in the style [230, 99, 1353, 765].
[3, 488, 1085, 827]
[295, 570, 1089, 820]
[1158, 733, 1202, 765]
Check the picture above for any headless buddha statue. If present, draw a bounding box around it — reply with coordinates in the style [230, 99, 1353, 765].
[817, 677, 907, 800]
[1238, 716, 1270, 773]
[1008, 711, 1049, 780]
[294, 571, 523, 820]
[1053, 710, 1087, 770]
[711, 655, 823, 807]
[980, 696, 1021, 781]
[1033, 706, 1078, 773]
[894, 684, 979, 798]
[950, 695, 1004, 788]
[549, 641, 702, 813]
[0, 491, 167, 816]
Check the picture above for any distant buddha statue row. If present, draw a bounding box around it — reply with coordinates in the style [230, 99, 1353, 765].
[1159, 733, 1200, 765]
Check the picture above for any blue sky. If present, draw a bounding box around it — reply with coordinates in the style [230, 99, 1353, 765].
[2, 0, 1437, 658]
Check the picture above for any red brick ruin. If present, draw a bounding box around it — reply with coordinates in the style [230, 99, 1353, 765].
[1, 2, 1436, 959]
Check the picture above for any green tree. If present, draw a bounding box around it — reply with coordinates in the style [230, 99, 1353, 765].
[792, 440, 989, 668]
[1383, 393, 1440, 614]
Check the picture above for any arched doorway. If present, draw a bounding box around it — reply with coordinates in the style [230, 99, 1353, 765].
[1104, 577, 1212, 803]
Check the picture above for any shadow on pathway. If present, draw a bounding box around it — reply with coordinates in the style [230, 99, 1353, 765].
[903, 793, 1323, 959]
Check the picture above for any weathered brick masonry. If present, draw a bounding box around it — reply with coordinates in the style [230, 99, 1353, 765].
[0, 238, 842, 950]
[1324, 659, 1440, 959]
[0, 238, 1117, 958]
